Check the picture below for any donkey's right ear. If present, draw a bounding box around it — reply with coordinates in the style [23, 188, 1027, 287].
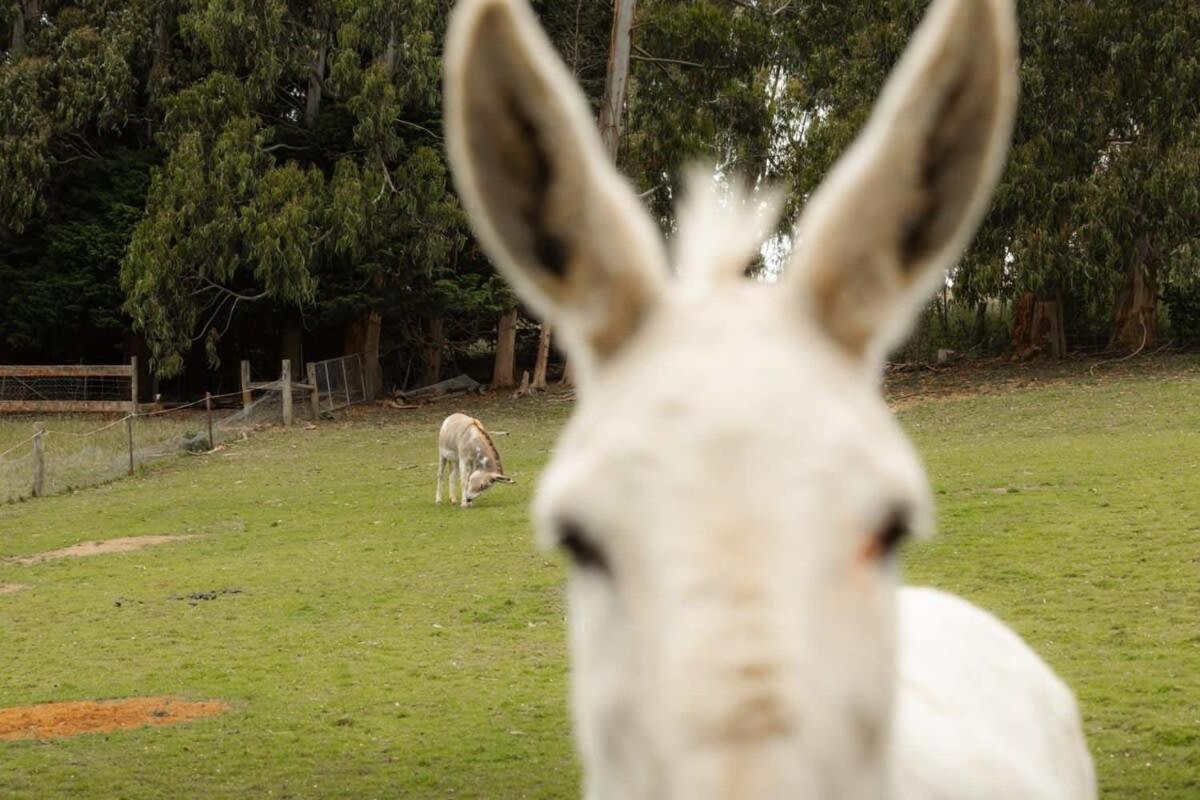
[783, 0, 1018, 372]
[444, 0, 668, 375]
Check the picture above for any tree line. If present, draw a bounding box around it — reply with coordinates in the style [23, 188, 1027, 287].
[2, 0, 1198, 399]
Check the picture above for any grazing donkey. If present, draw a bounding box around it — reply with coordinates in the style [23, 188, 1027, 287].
[436, 412, 514, 508]
[445, 0, 1095, 797]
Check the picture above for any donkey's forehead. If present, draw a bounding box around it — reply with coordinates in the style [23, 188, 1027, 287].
[533, 280, 934, 555]
[557, 286, 915, 474]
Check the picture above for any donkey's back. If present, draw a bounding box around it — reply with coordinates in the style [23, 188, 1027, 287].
[438, 412, 478, 458]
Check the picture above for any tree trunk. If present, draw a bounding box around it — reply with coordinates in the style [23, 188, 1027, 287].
[1011, 291, 1066, 359]
[10, 0, 40, 56]
[492, 307, 518, 388]
[344, 310, 383, 399]
[381, 19, 397, 75]
[598, 0, 636, 162]
[421, 317, 444, 388]
[281, 314, 304, 377]
[150, 1, 172, 81]
[305, 8, 329, 127]
[9, 7, 23, 57]
[1109, 239, 1158, 352]
[531, 323, 552, 391]
[974, 301, 988, 350]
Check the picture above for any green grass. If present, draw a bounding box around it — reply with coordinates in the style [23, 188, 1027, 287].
[1, 366, 1199, 798]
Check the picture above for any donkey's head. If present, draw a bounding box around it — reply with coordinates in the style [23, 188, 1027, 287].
[466, 469, 514, 504]
[445, 0, 1016, 797]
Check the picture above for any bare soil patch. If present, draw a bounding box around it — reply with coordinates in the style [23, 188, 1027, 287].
[0, 697, 227, 741]
[0, 583, 29, 595]
[4, 535, 196, 566]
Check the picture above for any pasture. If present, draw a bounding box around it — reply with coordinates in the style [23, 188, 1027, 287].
[1, 359, 1198, 799]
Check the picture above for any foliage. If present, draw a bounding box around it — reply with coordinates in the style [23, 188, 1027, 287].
[624, 0, 802, 224]
[4, 0, 1200, 374]
[0, 144, 152, 362]
[776, 0, 1200, 350]
[1162, 263, 1200, 346]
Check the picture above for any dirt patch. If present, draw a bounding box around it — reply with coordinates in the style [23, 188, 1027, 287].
[0, 583, 29, 595]
[0, 697, 227, 741]
[170, 587, 244, 605]
[4, 535, 196, 566]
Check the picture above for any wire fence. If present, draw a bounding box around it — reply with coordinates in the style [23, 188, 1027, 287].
[0, 363, 137, 414]
[0, 381, 318, 504]
[0, 374, 131, 403]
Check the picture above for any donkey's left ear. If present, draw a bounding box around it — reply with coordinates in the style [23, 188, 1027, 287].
[444, 0, 668, 377]
[784, 0, 1018, 370]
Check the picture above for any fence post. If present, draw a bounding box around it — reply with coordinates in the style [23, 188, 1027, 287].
[129, 356, 139, 415]
[241, 360, 252, 412]
[322, 361, 332, 412]
[358, 353, 367, 403]
[31, 422, 45, 497]
[205, 391, 214, 448]
[341, 357, 351, 407]
[281, 359, 293, 427]
[126, 414, 135, 476]
[306, 363, 320, 419]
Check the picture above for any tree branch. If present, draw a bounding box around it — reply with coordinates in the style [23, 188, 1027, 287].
[632, 45, 725, 70]
[262, 142, 310, 153]
[200, 277, 270, 302]
[396, 119, 443, 141]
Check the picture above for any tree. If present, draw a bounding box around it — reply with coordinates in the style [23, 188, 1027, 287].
[491, 306, 518, 388]
[112, 0, 466, 383]
[1078, 3, 1200, 351]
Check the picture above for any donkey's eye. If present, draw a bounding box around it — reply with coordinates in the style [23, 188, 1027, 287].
[866, 509, 911, 562]
[557, 520, 610, 575]
[864, 506, 907, 563]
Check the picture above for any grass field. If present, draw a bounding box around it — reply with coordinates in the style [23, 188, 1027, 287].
[1, 358, 1199, 798]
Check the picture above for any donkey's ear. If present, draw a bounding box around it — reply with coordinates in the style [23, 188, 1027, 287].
[444, 0, 667, 376]
[784, 0, 1018, 369]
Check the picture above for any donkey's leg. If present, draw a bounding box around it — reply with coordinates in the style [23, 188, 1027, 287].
[459, 458, 471, 508]
[435, 457, 446, 504]
[448, 459, 459, 505]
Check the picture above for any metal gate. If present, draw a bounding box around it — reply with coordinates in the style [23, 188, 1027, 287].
[311, 354, 367, 412]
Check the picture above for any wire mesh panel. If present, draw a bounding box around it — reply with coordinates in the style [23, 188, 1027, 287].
[311, 354, 367, 412]
[0, 365, 134, 413]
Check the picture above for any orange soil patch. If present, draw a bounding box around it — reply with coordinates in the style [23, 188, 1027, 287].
[0, 697, 227, 741]
[4, 535, 196, 566]
[0, 583, 29, 595]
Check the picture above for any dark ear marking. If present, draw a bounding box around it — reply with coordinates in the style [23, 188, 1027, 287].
[507, 97, 570, 278]
[900, 4, 999, 271]
[444, 0, 669, 372]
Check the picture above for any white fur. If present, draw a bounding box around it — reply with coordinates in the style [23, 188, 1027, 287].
[674, 167, 786, 288]
[443, 0, 1095, 798]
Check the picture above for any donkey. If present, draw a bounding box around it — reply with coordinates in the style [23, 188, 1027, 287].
[445, 0, 1095, 797]
[436, 412, 514, 508]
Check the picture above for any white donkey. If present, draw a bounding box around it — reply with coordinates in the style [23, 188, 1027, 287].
[436, 412, 514, 508]
[445, 0, 1095, 797]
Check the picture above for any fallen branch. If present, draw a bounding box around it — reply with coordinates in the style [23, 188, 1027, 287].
[396, 373, 483, 402]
